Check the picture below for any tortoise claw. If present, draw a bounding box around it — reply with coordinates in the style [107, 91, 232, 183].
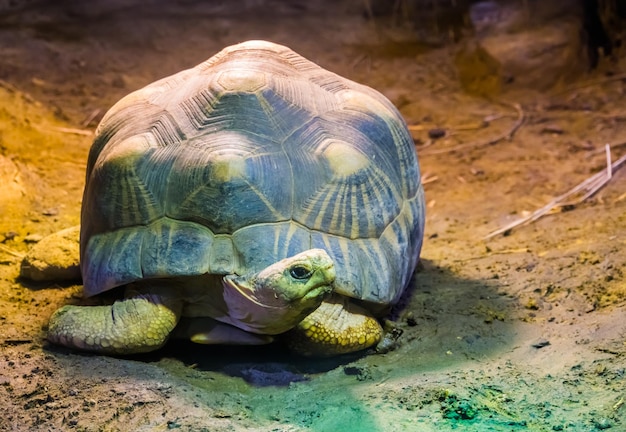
[374, 320, 404, 354]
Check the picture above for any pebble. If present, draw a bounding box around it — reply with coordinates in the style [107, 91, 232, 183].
[2, 231, 18, 242]
[23, 234, 43, 243]
[428, 128, 446, 139]
[532, 339, 551, 349]
[42, 208, 59, 216]
[593, 417, 613, 430]
[540, 125, 565, 135]
[343, 365, 372, 381]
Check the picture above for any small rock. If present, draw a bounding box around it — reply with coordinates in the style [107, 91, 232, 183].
[376, 321, 404, 354]
[525, 298, 540, 310]
[2, 231, 18, 242]
[540, 125, 565, 135]
[428, 128, 446, 139]
[31, 77, 46, 87]
[593, 417, 613, 430]
[405, 312, 417, 327]
[532, 339, 551, 349]
[167, 419, 182, 429]
[42, 208, 59, 216]
[343, 365, 372, 381]
[23, 234, 43, 244]
[20, 225, 81, 282]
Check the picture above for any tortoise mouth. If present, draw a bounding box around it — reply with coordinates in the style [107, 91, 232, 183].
[300, 283, 333, 303]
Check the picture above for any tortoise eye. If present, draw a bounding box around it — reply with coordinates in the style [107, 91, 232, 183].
[289, 265, 313, 280]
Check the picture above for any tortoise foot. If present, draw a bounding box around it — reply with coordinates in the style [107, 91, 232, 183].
[286, 295, 383, 357]
[47, 288, 182, 355]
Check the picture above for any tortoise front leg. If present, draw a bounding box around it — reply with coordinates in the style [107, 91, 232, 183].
[47, 285, 183, 355]
[286, 294, 383, 357]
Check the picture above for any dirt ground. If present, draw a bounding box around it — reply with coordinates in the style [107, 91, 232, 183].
[1, 1, 625, 431]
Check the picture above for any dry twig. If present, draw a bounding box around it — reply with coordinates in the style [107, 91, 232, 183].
[81, 108, 101, 127]
[421, 173, 439, 185]
[419, 101, 524, 156]
[485, 144, 626, 239]
[0, 79, 21, 94]
[0, 244, 24, 258]
[42, 126, 94, 136]
[408, 121, 487, 134]
[551, 72, 626, 97]
[0, 79, 35, 103]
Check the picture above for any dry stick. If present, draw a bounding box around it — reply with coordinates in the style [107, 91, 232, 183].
[408, 121, 487, 133]
[0, 79, 36, 103]
[607, 144, 613, 178]
[421, 173, 439, 185]
[81, 108, 101, 128]
[419, 102, 524, 156]
[0, 244, 24, 259]
[43, 126, 94, 136]
[571, 145, 614, 204]
[0, 79, 20, 93]
[485, 144, 626, 239]
[551, 72, 626, 97]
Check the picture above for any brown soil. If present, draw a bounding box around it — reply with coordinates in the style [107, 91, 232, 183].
[1, 1, 625, 431]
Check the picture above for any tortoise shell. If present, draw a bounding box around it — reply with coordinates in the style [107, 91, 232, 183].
[80, 40, 425, 308]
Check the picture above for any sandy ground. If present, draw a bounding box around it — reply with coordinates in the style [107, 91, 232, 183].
[1, 1, 625, 431]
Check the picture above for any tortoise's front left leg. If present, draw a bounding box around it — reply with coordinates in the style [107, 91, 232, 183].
[285, 294, 383, 357]
[47, 285, 183, 355]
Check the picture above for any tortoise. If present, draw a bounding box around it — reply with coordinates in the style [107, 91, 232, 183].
[41, 40, 425, 357]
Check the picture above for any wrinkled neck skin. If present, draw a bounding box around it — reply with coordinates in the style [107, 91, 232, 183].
[219, 275, 332, 335]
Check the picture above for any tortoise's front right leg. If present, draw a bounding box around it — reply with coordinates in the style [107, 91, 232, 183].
[47, 286, 183, 355]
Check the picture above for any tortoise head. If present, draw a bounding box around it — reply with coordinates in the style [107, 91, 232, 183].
[221, 249, 335, 335]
